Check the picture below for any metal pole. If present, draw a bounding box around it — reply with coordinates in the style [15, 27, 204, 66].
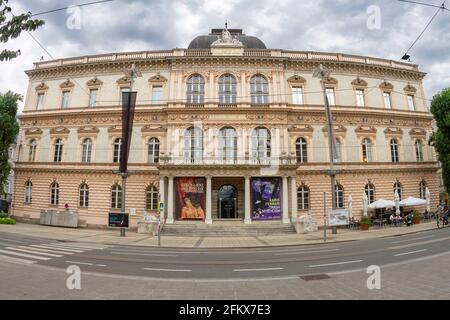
[323, 192, 327, 243]
[120, 173, 126, 237]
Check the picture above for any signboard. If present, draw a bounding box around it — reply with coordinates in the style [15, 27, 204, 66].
[251, 177, 282, 220]
[327, 209, 350, 226]
[158, 201, 164, 213]
[175, 177, 206, 220]
[108, 212, 129, 228]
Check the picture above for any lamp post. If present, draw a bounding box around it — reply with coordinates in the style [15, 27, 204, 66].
[314, 64, 338, 234]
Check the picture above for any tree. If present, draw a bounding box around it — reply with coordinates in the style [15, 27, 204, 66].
[0, 92, 20, 195]
[0, 0, 44, 61]
[429, 88, 450, 194]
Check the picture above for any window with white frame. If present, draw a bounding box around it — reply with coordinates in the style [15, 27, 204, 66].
[364, 183, 375, 204]
[252, 127, 271, 161]
[292, 86, 304, 105]
[148, 137, 160, 163]
[355, 89, 365, 107]
[79, 183, 89, 207]
[50, 182, 59, 206]
[326, 88, 336, 106]
[218, 127, 237, 162]
[184, 127, 203, 162]
[186, 75, 205, 104]
[89, 89, 98, 107]
[24, 181, 32, 203]
[28, 139, 37, 161]
[407, 95, 415, 111]
[419, 181, 427, 200]
[362, 138, 373, 162]
[334, 138, 342, 163]
[390, 139, 399, 163]
[61, 91, 70, 109]
[81, 138, 92, 163]
[383, 92, 392, 109]
[36, 93, 45, 109]
[415, 140, 423, 162]
[297, 186, 309, 210]
[54, 139, 63, 162]
[218, 74, 237, 104]
[111, 184, 122, 209]
[152, 86, 163, 104]
[334, 184, 344, 208]
[250, 75, 269, 105]
[394, 182, 403, 201]
[146, 186, 158, 210]
[113, 138, 122, 163]
[295, 137, 308, 163]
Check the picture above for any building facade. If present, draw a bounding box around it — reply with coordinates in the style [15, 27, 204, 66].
[12, 28, 440, 228]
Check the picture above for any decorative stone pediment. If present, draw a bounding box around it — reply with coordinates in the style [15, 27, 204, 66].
[77, 126, 99, 134]
[355, 125, 377, 134]
[409, 128, 427, 137]
[287, 75, 306, 84]
[321, 77, 338, 86]
[322, 125, 347, 133]
[384, 127, 403, 135]
[116, 75, 131, 85]
[351, 77, 368, 87]
[148, 73, 167, 84]
[403, 84, 417, 93]
[379, 81, 394, 91]
[141, 125, 167, 133]
[25, 128, 43, 137]
[108, 125, 122, 134]
[35, 82, 49, 91]
[86, 77, 103, 87]
[59, 79, 75, 89]
[288, 124, 314, 133]
[49, 127, 70, 136]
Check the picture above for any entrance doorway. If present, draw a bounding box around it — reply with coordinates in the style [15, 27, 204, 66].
[218, 185, 238, 219]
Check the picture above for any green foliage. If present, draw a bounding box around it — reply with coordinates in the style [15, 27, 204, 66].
[0, 217, 15, 224]
[0, 211, 8, 218]
[0, 0, 45, 61]
[430, 88, 450, 193]
[360, 216, 373, 226]
[0, 91, 20, 194]
[412, 209, 421, 219]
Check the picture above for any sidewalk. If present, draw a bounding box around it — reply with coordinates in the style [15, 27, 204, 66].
[0, 221, 439, 248]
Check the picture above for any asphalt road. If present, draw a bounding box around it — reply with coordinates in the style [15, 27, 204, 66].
[0, 228, 449, 280]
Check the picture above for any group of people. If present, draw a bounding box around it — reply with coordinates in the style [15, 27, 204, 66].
[437, 203, 450, 225]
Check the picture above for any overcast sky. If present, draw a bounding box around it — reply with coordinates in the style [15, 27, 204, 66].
[2, 0, 449, 111]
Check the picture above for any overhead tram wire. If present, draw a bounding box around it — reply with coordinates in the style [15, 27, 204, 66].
[398, 0, 449, 11]
[30, 0, 115, 17]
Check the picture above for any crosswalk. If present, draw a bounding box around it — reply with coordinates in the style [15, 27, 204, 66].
[0, 242, 106, 264]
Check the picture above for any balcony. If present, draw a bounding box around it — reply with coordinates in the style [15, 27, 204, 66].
[159, 155, 297, 166]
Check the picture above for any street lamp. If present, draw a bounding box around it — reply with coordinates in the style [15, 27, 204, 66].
[313, 64, 338, 234]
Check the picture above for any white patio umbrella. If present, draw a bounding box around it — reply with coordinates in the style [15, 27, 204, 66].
[368, 199, 395, 209]
[399, 197, 427, 207]
[362, 192, 368, 216]
[348, 194, 353, 218]
[394, 190, 401, 216]
[426, 187, 431, 213]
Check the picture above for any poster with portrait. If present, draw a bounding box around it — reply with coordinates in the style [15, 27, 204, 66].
[251, 177, 282, 220]
[175, 177, 206, 220]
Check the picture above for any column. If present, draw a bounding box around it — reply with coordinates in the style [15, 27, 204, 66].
[167, 176, 174, 224]
[282, 176, 290, 223]
[290, 176, 298, 222]
[244, 176, 251, 224]
[205, 176, 212, 224]
[159, 176, 165, 221]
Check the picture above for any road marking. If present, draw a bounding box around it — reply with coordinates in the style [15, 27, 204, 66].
[111, 251, 178, 257]
[309, 260, 364, 268]
[275, 249, 339, 256]
[30, 244, 84, 253]
[389, 235, 435, 244]
[233, 267, 284, 272]
[0, 253, 36, 264]
[0, 249, 51, 261]
[49, 243, 102, 250]
[389, 236, 450, 250]
[0, 237, 30, 244]
[5, 247, 62, 258]
[143, 267, 192, 272]
[17, 246, 75, 255]
[394, 249, 428, 257]
[65, 260, 107, 267]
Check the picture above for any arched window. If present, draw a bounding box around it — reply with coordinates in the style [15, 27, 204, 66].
[28, 139, 37, 161]
[186, 74, 205, 104]
[184, 127, 203, 163]
[218, 74, 237, 104]
[297, 186, 310, 210]
[394, 182, 402, 201]
[148, 137, 160, 163]
[24, 181, 32, 203]
[390, 139, 399, 163]
[415, 140, 423, 162]
[334, 184, 344, 209]
[54, 139, 63, 162]
[419, 181, 427, 200]
[250, 75, 269, 105]
[362, 138, 372, 162]
[113, 138, 122, 163]
[111, 184, 122, 209]
[295, 138, 308, 163]
[50, 182, 59, 206]
[334, 138, 342, 163]
[364, 183, 375, 204]
[219, 127, 237, 162]
[79, 183, 89, 207]
[81, 138, 92, 163]
[252, 127, 271, 162]
[146, 186, 158, 210]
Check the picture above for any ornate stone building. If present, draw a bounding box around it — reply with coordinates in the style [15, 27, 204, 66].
[12, 28, 439, 228]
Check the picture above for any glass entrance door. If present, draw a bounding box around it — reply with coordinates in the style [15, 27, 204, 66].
[218, 185, 237, 219]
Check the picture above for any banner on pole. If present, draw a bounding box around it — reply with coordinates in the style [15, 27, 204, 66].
[120, 91, 137, 173]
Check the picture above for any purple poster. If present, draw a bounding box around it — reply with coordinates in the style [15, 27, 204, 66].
[251, 177, 282, 220]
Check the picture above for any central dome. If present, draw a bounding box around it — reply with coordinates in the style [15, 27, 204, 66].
[188, 28, 267, 50]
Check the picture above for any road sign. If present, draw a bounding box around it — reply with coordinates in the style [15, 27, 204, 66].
[327, 209, 350, 226]
[108, 212, 129, 228]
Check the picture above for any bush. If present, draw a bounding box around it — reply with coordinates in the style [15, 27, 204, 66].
[0, 211, 9, 219]
[0, 217, 16, 225]
[360, 216, 373, 226]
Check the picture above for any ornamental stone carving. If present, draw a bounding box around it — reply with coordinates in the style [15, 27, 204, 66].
[351, 77, 368, 87]
[403, 84, 417, 93]
[108, 125, 122, 134]
[35, 82, 49, 91]
[148, 73, 168, 84]
[321, 77, 338, 85]
[322, 125, 347, 133]
[355, 125, 377, 134]
[86, 77, 103, 87]
[288, 125, 314, 133]
[25, 128, 43, 137]
[211, 29, 243, 48]
[379, 81, 394, 91]
[49, 127, 70, 136]
[116, 75, 132, 85]
[59, 79, 75, 89]
[409, 128, 427, 137]
[287, 75, 306, 84]
[77, 126, 100, 134]
[384, 127, 403, 135]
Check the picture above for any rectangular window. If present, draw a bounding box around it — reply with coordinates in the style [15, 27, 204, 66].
[61, 91, 70, 109]
[89, 89, 98, 107]
[119, 87, 130, 105]
[383, 92, 392, 109]
[36, 93, 44, 109]
[407, 95, 415, 111]
[326, 88, 336, 106]
[355, 89, 365, 107]
[152, 86, 163, 104]
[292, 86, 303, 105]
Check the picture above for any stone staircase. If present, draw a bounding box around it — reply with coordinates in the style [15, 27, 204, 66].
[161, 220, 296, 237]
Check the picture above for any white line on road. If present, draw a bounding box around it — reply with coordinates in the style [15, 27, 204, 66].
[17, 246, 75, 255]
[0, 253, 36, 264]
[389, 235, 435, 244]
[65, 260, 107, 267]
[5, 247, 62, 258]
[49, 243, 104, 250]
[111, 251, 178, 257]
[389, 236, 450, 250]
[30, 244, 84, 253]
[394, 249, 428, 257]
[309, 260, 364, 268]
[143, 267, 192, 272]
[275, 249, 339, 256]
[0, 249, 51, 261]
[0, 237, 30, 244]
[233, 267, 284, 272]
